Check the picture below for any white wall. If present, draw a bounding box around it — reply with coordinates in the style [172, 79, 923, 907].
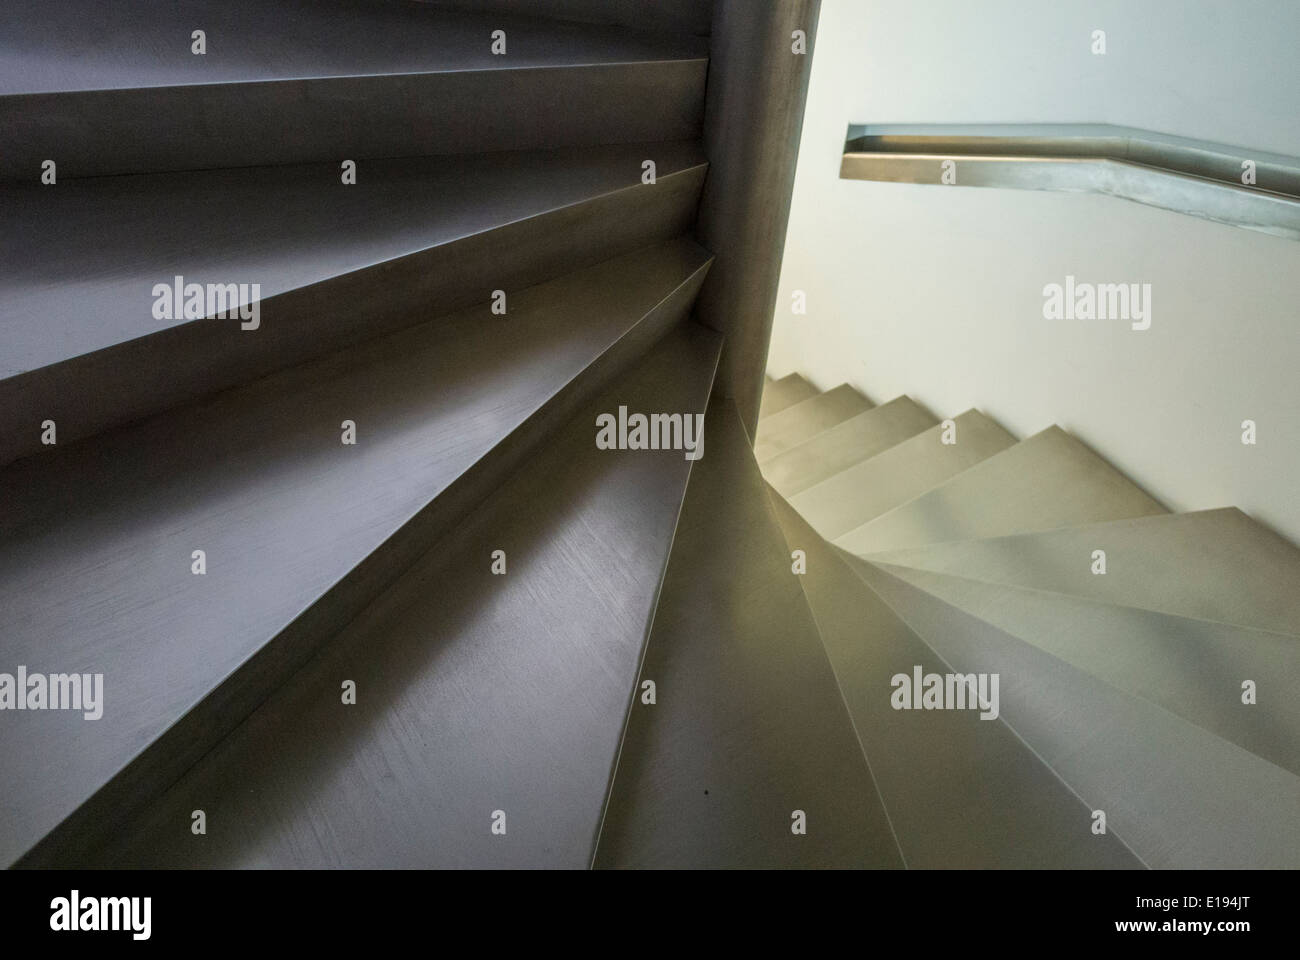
[770, 0, 1300, 544]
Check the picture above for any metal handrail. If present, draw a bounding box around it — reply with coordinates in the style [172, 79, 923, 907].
[840, 123, 1300, 240]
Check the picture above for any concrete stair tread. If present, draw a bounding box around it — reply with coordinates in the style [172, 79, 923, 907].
[0, 238, 712, 868]
[791, 409, 1015, 542]
[757, 372, 817, 419]
[867, 508, 1300, 637]
[761, 395, 938, 497]
[874, 562, 1300, 775]
[0, 0, 707, 177]
[0, 0, 706, 95]
[593, 400, 901, 868]
[70, 321, 720, 868]
[766, 489, 1141, 868]
[752, 383, 872, 463]
[0, 142, 707, 463]
[837, 425, 1167, 556]
[857, 558, 1300, 869]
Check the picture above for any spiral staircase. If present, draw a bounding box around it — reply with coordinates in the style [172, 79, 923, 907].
[758, 374, 1300, 869]
[1, 0, 1294, 870]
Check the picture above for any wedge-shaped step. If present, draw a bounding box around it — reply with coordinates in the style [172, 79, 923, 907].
[839, 426, 1166, 556]
[858, 561, 1300, 869]
[0, 0, 708, 178]
[0, 143, 706, 465]
[767, 493, 1139, 868]
[594, 402, 901, 868]
[0, 238, 712, 868]
[875, 564, 1300, 774]
[869, 508, 1300, 636]
[71, 321, 721, 869]
[762, 395, 938, 497]
[792, 409, 1014, 541]
[758, 373, 818, 419]
[753, 384, 872, 463]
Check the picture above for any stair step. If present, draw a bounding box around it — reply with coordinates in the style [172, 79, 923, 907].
[418, 0, 712, 36]
[753, 384, 872, 463]
[0, 142, 706, 465]
[757, 373, 817, 419]
[767, 491, 1140, 868]
[791, 409, 1014, 541]
[70, 320, 721, 869]
[858, 560, 1300, 869]
[761, 395, 938, 497]
[593, 402, 901, 868]
[838, 426, 1166, 556]
[0, 0, 708, 178]
[1, 238, 712, 868]
[868, 508, 1300, 636]
[875, 563, 1300, 775]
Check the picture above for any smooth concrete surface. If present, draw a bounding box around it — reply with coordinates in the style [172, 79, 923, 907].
[594, 400, 902, 868]
[79, 322, 721, 868]
[859, 559, 1300, 869]
[838, 426, 1166, 555]
[4, 239, 712, 867]
[876, 563, 1300, 775]
[792, 409, 1014, 541]
[694, 0, 822, 436]
[758, 373, 818, 419]
[0, 0, 707, 177]
[767, 490, 1141, 868]
[1, 143, 707, 464]
[867, 508, 1300, 636]
[753, 383, 872, 462]
[762, 395, 937, 496]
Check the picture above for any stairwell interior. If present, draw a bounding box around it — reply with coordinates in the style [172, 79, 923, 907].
[757, 376, 1299, 868]
[2, 0, 1295, 870]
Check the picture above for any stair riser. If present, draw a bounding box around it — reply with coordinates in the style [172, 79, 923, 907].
[594, 402, 902, 869]
[875, 563, 1300, 775]
[796, 410, 1016, 543]
[0, 63, 706, 181]
[762, 397, 938, 497]
[768, 497, 1140, 868]
[843, 427, 1166, 556]
[757, 374, 817, 419]
[13, 256, 712, 868]
[0, 164, 705, 466]
[63, 320, 722, 869]
[753, 385, 872, 463]
[862, 561, 1300, 869]
[869, 509, 1300, 636]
